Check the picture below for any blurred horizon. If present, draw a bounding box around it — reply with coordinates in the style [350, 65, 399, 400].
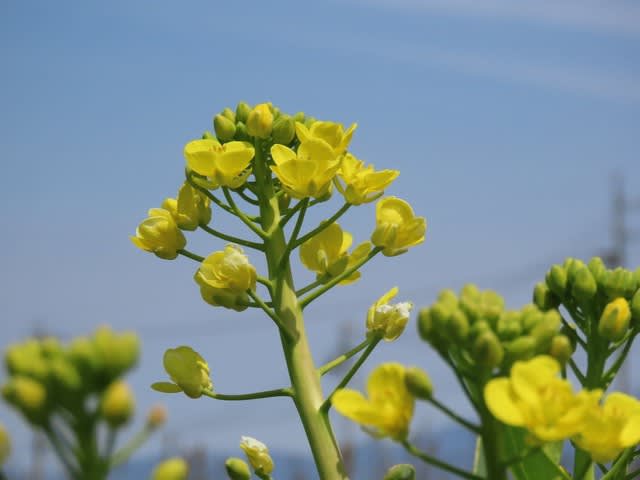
[1, 0, 639, 478]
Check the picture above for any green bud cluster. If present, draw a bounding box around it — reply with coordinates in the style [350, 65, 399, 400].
[212, 101, 312, 147]
[2, 326, 139, 427]
[418, 285, 568, 371]
[535, 257, 640, 343]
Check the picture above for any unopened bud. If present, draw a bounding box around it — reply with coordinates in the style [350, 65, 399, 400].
[533, 282, 559, 311]
[631, 290, 640, 324]
[246, 103, 273, 138]
[496, 311, 522, 341]
[234, 122, 250, 142]
[101, 381, 135, 427]
[221, 107, 235, 122]
[303, 116, 317, 127]
[272, 115, 296, 145]
[235, 102, 251, 123]
[603, 268, 636, 300]
[504, 336, 537, 362]
[447, 310, 469, 343]
[572, 268, 597, 304]
[404, 366, 433, 399]
[151, 457, 188, 480]
[564, 258, 586, 284]
[549, 335, 573, 364]
[530, 310, 561, 348]
[472, 331, 504, 368]
[546, 265, 568, 298]
[214, 114, 237, 142]
[384, 464, 416, 480]
[598, 298, 631, 342]
[147, 404, 167, 429]
[225, 457, 251, 480]
[201, 131, 214, 140]
[417, 308, 433, 341]
[588, 257, 606, 284]
[2, 377, 47, 421]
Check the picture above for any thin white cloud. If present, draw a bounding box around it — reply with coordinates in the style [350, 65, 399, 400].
[355, 0, 640, 37]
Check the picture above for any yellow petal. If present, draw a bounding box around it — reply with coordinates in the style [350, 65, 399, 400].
[484, 378, 526, 426]
[270, 144, 297, 166]
[332, 389, 381, 425]
[184, 139, 220, 176]
[620, 413, 640, 446]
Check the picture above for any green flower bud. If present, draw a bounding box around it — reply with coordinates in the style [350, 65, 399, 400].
[603, 268, 636, 300]
[437, 289, 458, 307]
[100, 381, 135, 427]
[533, 282, 559, 311]
[572, 267, 597, 304]
[468, 320, 491, 344]
[235, 102, 251, 123]
[549, 335, 573, 364]
[560, 323, 578, 351]
[520, 305, 542, 333]
[598, 298, 631, 342]
[246, 103, 273, 138]
[496, 311, 522, 341]
[214, 114, 237, 142]
[417, 308, 433, 341]
[234, 122, 250, 142]
[588, 257, 606, 284]
[201, 130, 214, 139]
[564, 258, 586, 284]
[221, 107, 235, 122]
[225, 457, 251, 480]
[447, 310, 469, 343]
[504, 336, 537, 362]
[530, 310, 561, 348]
[303, 116, 317, 127]
[293, 111, 305, 123]
[631, 289, 640, 324]
[384, 464, 416, 480]
[151, 457, 189, 480]
[480, 290, 504, 327]
[272, 114, 296, 145]
[50, 357, 82, 392]
[430, 303, 452, 330]
[546, 265, 568, 298]
[2, 376, 47, 423]
[404, 366, 433, 399]
[472, 331, 504, 368]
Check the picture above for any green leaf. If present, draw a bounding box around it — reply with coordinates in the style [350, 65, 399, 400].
[151, 382, 182, 393]
[472, 436, 487, 476]
[502, 426, 567, 480]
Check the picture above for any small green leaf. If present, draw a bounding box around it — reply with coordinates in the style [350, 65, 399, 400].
[151, 382, 182, 393]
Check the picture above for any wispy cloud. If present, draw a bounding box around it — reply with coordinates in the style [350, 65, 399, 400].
[355, 0, 640, 37]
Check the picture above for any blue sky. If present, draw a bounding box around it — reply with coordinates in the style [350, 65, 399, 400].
[1, 0, 639, 475]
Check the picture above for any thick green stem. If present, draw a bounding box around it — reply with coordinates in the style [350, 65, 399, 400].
[479, 411, 507, 480]
[253, 139, 348, 480]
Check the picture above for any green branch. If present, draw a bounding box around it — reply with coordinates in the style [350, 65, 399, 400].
[300, 247, 382, 309]
[110, 427, 152, 468]
[223, 187, 269, 239]
[568, 358, 586, 386]
[279, 199, 306, 228]
[278, 198, 309, 271]
[295, 276, 328, 297]
[293, 203, 351, 248]
[200, 224, 264, 250]
[247, 289, 294, 340]
[427, 396, 481, 434]
[178, 249, 204, 262]
[44, 425, 79, 479]
[202, 387, 293, 401]
[402, 441, 484, 480]
[318, 338, 371, 376]
[604, 333, 637, 385]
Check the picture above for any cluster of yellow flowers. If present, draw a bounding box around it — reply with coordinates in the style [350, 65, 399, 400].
[485, 355, 640, 463]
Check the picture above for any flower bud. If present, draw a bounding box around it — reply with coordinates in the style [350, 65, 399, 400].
[546, 265, 568, 298]
[588, 257, 606, 284]
[221, 107, 235, 122]
[366, 288, 412, 342]
[572, 268, 597, 304]
[417, 308, 433, 341]
[100, 381, 135, 427]
[468, 320, 491, 344]
[293, 111, 305, 123]
[147, 404, 167, 429]
[496, 311, 522, 341]
[472, 331, 504, 368]
[447, 310, 469, 343]
[631, 289, 640, 324]
[533, 282, 559, 311]
[304, 116, 317, 127]
[234, 121, 250, 142]
[530, 310, 561, 347]
[603, 268, 636, 300]
[225, 457, 251, 480]
[131, 208, 187, 260]
[564, 258, 586, 284]
[152, 346, 212, 399]
[201, 130, 214, 139]
[0, 423, 10, 466]
[549, 335, 573, 364]
[521, 306, 543, 333]
[404, 366, 433, 399]
[50, 357, 82, 392]
[2, 377, 47, 422]
[598, 298, 631, 342]
[151, 457, 189, 480]
[246, 103, 273, 138]
[384, 464, 416, 480]
[235, 102, 251, 123]
[504, 336, 537, 362]
[214, 114, 237, 142]
[272, 114, 296, 145]
[240, 436, 274, 475]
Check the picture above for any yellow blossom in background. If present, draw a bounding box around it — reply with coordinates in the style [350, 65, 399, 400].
[332, 363, 414, 441]
[371, 197, 426, 256]
[484, 356, 597, 442]
[366, 287, 412, 341]
[100, 380, 135, 427]
[336, 153, 399, 205]
[194, 244, 257, 311]
[0, 423, 10, 466]
[246, 103, 274, 138]
[131, 208, 186, 260]
[295, 121, 357, 155]
[270, 139, 341, 199]
[151, 457, 189, 480]
[574, 392, 640, 462]
[184, 139, 255, 189]
[146, 404, 167, 429]
[162, 182, 212, 231]
[299, 223, 370, 285]
[152, 346, 212, 399]
[239, 436, 274, 475]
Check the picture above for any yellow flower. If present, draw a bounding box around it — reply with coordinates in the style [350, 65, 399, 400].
[0, 423, 10, 466]
[151, 457, 189, 480]
[194, 245, 257, 311]
[336, 153, 399, 205]
[151, 346, 212, 399]
[131, 208, 186, 260]
[332, 363, 414, 440]
[239, 436, 274, 475]
[366, 287, 412, 341]
[295, 121, 357, 155]
[484, 356, 596, 442]
[146, 404, 167, 429]
[574, 392, 640, 462]
[184, 138, 255, 189]
[100, 381, 135, 427]
[371, 197, 426, 256]
[246, 103, 274, 138]
[299, 223, 371, 285]
[270, 139, 341, 199]
[162, 183, 212, 231]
